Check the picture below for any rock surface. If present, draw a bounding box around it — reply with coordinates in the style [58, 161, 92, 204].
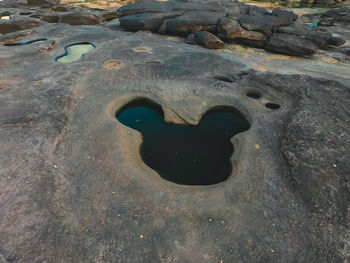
[0, 1, 350, 262]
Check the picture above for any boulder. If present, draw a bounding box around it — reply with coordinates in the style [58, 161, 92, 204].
[245, 5, 271, 16]
[119, 11, 183, 32]
[271, 8, 298, 26]
[265, 33, 318, 56]
[326, 36, 345, 46]
[238, 14, 276, 35]
[101, 11, 119, 22]
[194, 31, 225, 49]
[30, 12, 59, 23]
[320, 7, 350, 24]
[117, 1, 174, 17]
[117, 1, 219, 17]
[27, 0, 58, 7]
[59, 12, 100, 25]
[0, 17, 41, 34]
[276, 25, 345, 49]
[184, 33, 196, 44]
[51, 5, 71, 12]
[159, 11, 225, 36]
[217, 17, 266, 42]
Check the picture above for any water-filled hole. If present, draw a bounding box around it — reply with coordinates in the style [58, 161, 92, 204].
[116, 99, 250, 185]
[4, 38, 47, 46]
[55, 42, 95, 63]
[246, 90, 262, 99]
[265, 102, 280, 110]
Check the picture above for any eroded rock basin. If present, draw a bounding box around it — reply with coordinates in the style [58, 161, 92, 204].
[56, 42, 95, 62]
[117, 99, 250, 185]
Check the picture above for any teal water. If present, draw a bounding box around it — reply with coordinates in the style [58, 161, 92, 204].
[117, 100, 250, 185]
[56, 43, 95, 63]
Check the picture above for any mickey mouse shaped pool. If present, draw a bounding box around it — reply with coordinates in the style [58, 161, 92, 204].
[116, 99, 250, 185]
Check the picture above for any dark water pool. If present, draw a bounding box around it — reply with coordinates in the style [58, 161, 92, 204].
[117, 100, 250, 185]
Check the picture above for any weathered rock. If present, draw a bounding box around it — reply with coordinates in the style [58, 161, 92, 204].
[59, 12, 100, 25]
[30, 12, 59, 23]
[194, 30, 225, 49]
[238, 14, 276, 35]
[51, 5, 71, 12]
[184, 33, 196, 44]
[27, 0, 57, 7]
[317, 18, 338, 26]
[217, 17, 266, 42]
[327, 36, 346, 46]
[119, 11, 183, 32]
[320, 7, 350, 24]
[117, 1, 219, 17]
[100, 10, 119, 21]
[265, 33, 318, 56]
[117, 1, 174, 16]
[117, 1, 344, 56]
[159, 11, 225, 36]
[271, 8, 298, 26]
[245, 5, 271, 16]
[0, 16, 41, 34]
[276, 25, 345, 49]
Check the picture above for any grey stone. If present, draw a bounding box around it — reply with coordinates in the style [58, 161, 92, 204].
[265, 33, 318, 56]
[194, 30, 225, 49]
[271, 8, 298, 26]
[184, 33, 196, 44]
[0, 16, 41, 34]
[59, 12, 100, 25]
[159, 11, 226, 36]
[217, 17, 266, 42]
[238, 14, 276, 35]
[119, 11, 183, 32]
[276, 25, 345, 49]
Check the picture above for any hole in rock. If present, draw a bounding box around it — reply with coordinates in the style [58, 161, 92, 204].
[55, 42, 95, 63]
[265, 102, 280, 110]
[214, 75, 234, 83]
[246, 90, 262, 99]
[4, 38, 47, 46]
[19, 12, 32, 15]
[116, 99, 250, 185]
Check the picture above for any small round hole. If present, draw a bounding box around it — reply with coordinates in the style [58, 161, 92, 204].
[246, 91, 262, 99]
[265, 103, 280, 110]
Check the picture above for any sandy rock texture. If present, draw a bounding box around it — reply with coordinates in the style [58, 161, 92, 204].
[0, 0, 349, 262]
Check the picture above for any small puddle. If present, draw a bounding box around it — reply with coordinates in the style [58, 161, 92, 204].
[4, 38, 47, 46]
[116, 100, 250, 185]
[56, 42, 95, 63]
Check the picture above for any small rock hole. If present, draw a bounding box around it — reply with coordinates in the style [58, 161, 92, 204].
[265, 103, 280, 110]
[214, 75, 234, 83]
[246, 91, 262, 99]
[19, 12, 32, 15]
